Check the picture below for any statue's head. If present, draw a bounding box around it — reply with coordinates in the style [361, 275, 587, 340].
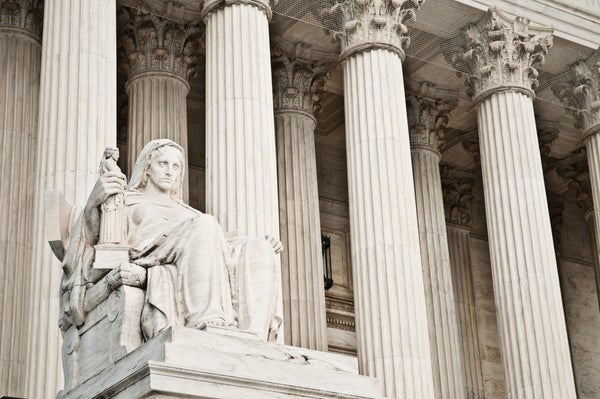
[128, 139, 185, 201]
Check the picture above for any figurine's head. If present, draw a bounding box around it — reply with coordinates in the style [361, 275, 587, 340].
[103, 146, 120, 161]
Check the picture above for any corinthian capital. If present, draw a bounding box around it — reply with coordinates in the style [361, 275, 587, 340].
[552, 52, 600, 135]
[556, 147, 593, 215]
[445, 9, 553, 102]
[272, 43, 333, 116]
[118, 7, 202, 82]
[0, 0, 43, 38]
[407, 83, 457, 152]
[441, 164, 474, 228]
[319, 0, 425, 60]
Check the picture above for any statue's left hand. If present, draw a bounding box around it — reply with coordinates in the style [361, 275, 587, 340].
[265, 235, 283, 254]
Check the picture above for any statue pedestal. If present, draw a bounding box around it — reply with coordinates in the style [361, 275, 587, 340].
[57, 326, 384, 399]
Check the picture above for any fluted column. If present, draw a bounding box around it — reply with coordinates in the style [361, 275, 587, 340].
[441, 167, 485, 399]
[119, 9, 201, 199]
[0, 1, 42, 396]
[272, 46, 328, 350]
[25, 1, 116, 397]
[407, 89, 466, 398]
[321, 2, 434, 398]
[203, 0, 278, 238]
[449, 10, 575, 398]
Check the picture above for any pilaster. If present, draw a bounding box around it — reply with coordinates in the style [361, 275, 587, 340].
[407, 87, 466, 398]
[321, 2, 435, 398]
[119, 8, 202, 199]
[441, 166, 485, 399]
[26, 1, 116, 397]
[448, 10, 576, 398]
[272, 43, 329, 350]
[0, 1, 42, 396]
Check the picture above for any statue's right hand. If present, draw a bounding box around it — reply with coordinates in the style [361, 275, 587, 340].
[86, 171, 127, 210]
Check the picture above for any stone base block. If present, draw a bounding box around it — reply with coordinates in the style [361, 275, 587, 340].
[58, 326, 384, 399]
[93, 243, 130, 270]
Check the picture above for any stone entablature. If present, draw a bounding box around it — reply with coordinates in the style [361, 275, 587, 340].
[407, 83, 457, 153]
[272, 43, 331, 116]
[320, 0, 425, 60]
[0, 0, 43, 38]
[118, 7, 202, 82]
[447, 9, 553, 102]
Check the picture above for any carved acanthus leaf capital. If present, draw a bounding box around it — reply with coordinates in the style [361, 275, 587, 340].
[461, 132, 480, 165]
[537, 119, 560, 169]
[441, 164, 474, 228]
[556, 147, 593, 214]
[118, 7, 203, 82]
[0, 0, 43, 38]
[551, 52, 600, 134]
[272, 43, 333, 116]
[445, 9, 553, 102]
[319, 0, 425, 60]
[407, 83, 457, 152]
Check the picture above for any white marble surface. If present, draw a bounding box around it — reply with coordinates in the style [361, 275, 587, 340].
[59, 327, 384, 399]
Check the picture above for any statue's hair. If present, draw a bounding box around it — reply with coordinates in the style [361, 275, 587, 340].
[127, 139, 185, 201]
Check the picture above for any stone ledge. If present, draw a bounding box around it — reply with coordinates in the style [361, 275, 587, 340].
[58, 326, 383, 399]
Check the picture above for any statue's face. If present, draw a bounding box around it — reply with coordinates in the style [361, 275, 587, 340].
[145, 146, 182, 195]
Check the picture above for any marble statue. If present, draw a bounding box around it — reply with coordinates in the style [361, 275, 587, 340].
[58, 139, 283, 346]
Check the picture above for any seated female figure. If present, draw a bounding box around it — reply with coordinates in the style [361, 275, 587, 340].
[59, 139, 282, 342]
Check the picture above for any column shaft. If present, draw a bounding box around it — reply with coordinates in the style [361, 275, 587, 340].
[586, 135, 600, 282]
[0, 27, 41, 397]
[205, 3, 278, 237]
[447, 225, 485, 399]
[26, 1, 116, 397]
[126, 74, 189, 197]
[276, 111, 327, 350]
[477, 90, 576, 398]
[412, 148, 466, 398]
[344, 48, 434, 398]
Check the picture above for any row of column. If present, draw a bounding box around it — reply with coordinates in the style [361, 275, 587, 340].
[4, 2, 598, 399]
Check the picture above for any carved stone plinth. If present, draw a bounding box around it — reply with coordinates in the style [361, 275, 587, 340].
[58, 327, 384, 399]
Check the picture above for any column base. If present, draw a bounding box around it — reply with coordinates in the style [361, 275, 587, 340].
[58, 326, 383, 399]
